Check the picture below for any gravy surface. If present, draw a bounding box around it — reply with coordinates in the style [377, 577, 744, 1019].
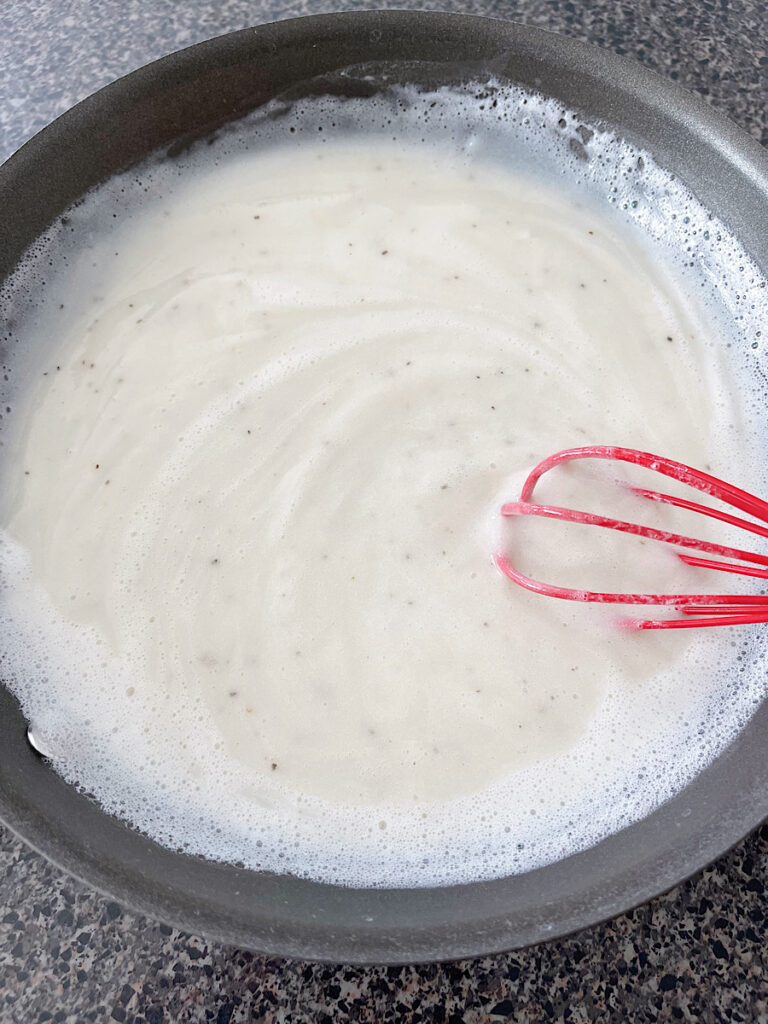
[0, 137, 758, 885]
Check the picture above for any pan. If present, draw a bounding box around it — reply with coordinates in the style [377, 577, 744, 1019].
[1, 10, 767, 964]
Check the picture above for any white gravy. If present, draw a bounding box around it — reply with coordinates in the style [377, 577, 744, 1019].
[0, 131, 764, 886]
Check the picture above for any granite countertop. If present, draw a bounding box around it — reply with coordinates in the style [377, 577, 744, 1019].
[1, 1, 767, 1021]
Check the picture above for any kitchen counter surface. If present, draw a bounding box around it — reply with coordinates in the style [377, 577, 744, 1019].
[0, 1, 766, 1021]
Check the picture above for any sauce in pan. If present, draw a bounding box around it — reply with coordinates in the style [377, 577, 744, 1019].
[2, 86, 766, 886]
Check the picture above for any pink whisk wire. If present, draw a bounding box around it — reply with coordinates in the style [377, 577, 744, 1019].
[494, 446, 768, 630]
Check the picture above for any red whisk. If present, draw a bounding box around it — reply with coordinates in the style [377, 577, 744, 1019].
[495, 446, 768, 630]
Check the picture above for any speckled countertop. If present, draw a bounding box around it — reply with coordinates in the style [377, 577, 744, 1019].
[0, 1, 767, 1021]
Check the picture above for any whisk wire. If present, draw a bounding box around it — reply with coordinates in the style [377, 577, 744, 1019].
[496, 446, 768, 630]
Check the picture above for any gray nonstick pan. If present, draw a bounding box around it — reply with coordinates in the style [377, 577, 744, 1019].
[1, 10, 767, 964]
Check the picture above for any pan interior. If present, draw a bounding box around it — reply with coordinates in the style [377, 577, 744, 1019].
[0, 13, 767, 961]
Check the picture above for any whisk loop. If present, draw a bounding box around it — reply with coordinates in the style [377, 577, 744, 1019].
[495, 446, 768, 630]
